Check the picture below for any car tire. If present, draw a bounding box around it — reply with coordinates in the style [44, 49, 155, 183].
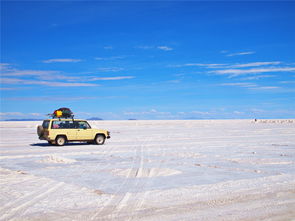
[95, 135, 105, 145]
[37, 125, 44, 137]
[56, 136, 66, 146]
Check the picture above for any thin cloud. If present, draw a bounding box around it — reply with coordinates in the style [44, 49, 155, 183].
[190, 111, 211, 115]
[171, 61, 282, 69]
[1, 69, 58, 77]
[226, 51, 255, 57]
[1, 63, 61, 78]
[0, 87, 24, 91]
[220, 50, 228, 54]
[94, 56, 125, 61]
[97, 67, 124, 72]
[42, 58, 82, 63]
[240, 75, 276, 80]
[0, 63, 12, 71]
[1, 78, 99, 87]
[123, 109, 171, 117]
[37, 75, 81, 81]
[136, 45, 154, 50]
[0, 112, 24, 116]
[170, 63, 227, 68]
[44, 82, 98, 87]
[187, 63, 226, 67]
[230, 61, 281, 68]
[136, 45, 173, 51]
[91, 76, 135, 81]
[233, 111, 244, 115]
[212, 67, 295, 77]
[94, 56, 126, 61]
[157, 46, 173, 51]
[250, 108, 265, 113]
[0, 112, 45, 120]
[103, 46, 113, 50]
[220, 82, 280, 90]
[167, 80, 181, 84]
[220, 82, 257, 88]
[4, 96, 101, 101]
[1, 64, 138, 88]
[1, 64, 87, 82]
[249, 86, 280, 90]
[279, 81, 295, 84]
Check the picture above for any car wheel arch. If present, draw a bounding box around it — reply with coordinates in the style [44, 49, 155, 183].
[55, 134, 68, 140]
[95, 133, 106, 138]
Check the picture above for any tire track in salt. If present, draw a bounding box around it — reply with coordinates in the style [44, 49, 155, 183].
[89, 137, 145, 220]
[0, 181, 63, 221]
[109, 138, 146, 220]
[107, 135, 168, 221]
[124, 136, 168, 221]
[89, 148, 140, 220]
[0, 181, 51, 213]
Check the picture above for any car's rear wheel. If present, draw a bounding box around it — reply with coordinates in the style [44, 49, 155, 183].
[56, 136, 66, 146]
[95, 135, 105, 145]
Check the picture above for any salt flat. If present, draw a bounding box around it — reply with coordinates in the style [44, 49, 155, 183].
[0, 120, 294, 221]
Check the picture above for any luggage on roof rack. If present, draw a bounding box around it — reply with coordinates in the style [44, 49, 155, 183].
[50, 107, 74, 119]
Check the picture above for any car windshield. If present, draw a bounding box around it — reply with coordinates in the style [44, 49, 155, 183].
[42, 120, 50, 129]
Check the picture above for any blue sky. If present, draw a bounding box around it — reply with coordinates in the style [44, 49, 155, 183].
[1, 1, 295, 120]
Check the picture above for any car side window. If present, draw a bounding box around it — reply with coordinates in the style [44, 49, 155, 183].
[51, 121, 75, 129]
[76, 121, 91, 129]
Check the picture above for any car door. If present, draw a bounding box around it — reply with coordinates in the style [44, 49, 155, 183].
[63, 120, 78, 140]
[51, 120, 77, 141]
[75, 121, 94, 140]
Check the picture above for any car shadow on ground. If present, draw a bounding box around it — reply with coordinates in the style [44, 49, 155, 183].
[30, 142, 92, 147]
[30, 143, 51, 147]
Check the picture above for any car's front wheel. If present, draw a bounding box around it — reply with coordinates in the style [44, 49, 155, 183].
[56, 136, 66, 146]
[95, 135, 105, 145]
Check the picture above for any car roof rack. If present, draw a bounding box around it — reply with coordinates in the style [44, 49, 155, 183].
[51, 116, 75, 120]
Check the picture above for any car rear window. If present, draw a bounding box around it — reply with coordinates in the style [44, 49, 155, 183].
[42, 120, 50, 129]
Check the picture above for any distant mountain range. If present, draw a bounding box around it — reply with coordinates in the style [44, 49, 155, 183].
[86, 117, 103, 120]
[3, 117, 104, 121]
[4, 119, 44, 121]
